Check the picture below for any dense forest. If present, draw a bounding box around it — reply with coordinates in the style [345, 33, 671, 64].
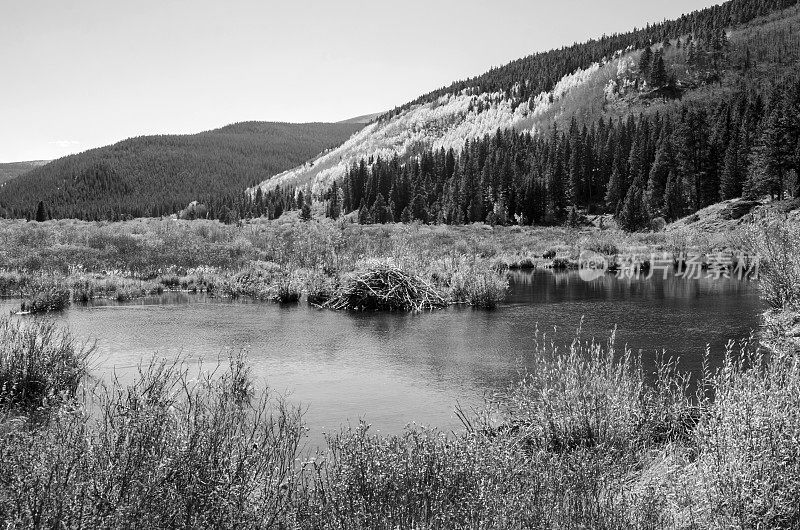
[380, 0, 799, 120]
[306, 4, 800, 230]
[0, 161, 48, 186]
[326, 80, 797, 230]
[0, 122, 362, 221]
[3, 0, 800, 228]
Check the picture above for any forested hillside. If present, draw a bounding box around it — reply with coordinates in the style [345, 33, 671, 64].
[3, 0, 799, 227]
[0, 161, 48, 186]
[0, 122, 362, 220]
[248, 0, 800, 230]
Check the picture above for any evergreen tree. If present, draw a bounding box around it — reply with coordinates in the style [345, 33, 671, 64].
[618, 181, 648, 231]
[605, 166, 625, 213]
[411, 194, 429, 223]
[639, 46, 653, 79]
[400, 205, 412, 223]
[664, 169, 684, 221]
[326, 181, 342, 219]
[720, 133, 745, 200]
[372, 193, 389, 224]
[650, 53, 667, 88]
[35, 200, 47, 222]
[645, 139, 673, 217]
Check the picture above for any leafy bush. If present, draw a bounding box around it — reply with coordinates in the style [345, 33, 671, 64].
[448, 267, 508, 308]
[19, 278, 70, 314]
[745, 212, 800, 308]
[696, 344, 800, 528]
[0, 318, 91, 409]
[0, 355, 304, 527]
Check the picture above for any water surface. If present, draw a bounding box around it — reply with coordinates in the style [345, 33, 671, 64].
[1, 270, 761, 444]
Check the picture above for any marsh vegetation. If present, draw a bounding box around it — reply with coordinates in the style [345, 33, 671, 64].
[0, 216, 796, 528]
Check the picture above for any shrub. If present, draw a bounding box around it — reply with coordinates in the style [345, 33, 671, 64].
[272, 273, 302, 304]
[0, 318, 91, 409]
[19, 279, 70, 314]
[696, 344, 800, 528]
[448, 267, 508, 308]
[744, 213, 800, 308]
[305, 270, 336, 306]
[0, 355, 304, 527]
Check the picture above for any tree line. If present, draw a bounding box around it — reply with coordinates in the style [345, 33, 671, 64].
[381, 0, 799, 120]
[0, 122, 361, 221]
[328, 77, 799, 230]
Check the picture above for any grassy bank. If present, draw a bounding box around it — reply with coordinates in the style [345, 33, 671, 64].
[0, 215, 797, 528]
[0, 214, 739, 313]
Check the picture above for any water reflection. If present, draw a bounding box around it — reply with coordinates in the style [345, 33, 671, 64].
[0, 270, 762, 445]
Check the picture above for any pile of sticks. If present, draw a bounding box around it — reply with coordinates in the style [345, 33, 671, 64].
[324, 266, 447, 312]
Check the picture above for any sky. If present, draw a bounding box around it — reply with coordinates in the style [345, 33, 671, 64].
[0, 0, 721, 162]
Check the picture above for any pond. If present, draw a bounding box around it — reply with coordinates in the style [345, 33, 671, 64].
[1, 270, 762, 445]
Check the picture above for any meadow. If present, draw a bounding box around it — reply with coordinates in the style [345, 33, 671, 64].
[0, 212, 738, 313]
[0, 214, 797, 528]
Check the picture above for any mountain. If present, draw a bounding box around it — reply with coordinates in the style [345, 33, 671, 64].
[0, 161, 49, 186]
[0, 122, 363, 220]
[249, 0, 800, 229]
[338, 112, 383, 124]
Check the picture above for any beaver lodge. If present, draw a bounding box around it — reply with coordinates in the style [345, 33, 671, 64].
[324, 265, 447, 312]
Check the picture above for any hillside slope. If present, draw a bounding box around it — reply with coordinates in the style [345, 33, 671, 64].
[248, 0, 800, 231]
[0, 122, 363, 220]
[250, 0, 800, 201]
[0, 161, 49, 186]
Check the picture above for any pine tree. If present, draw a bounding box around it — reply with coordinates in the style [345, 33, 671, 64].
[326, 181, 342, 219]
[34, 200, 47, 222]
[639, 46, 653, 80]
[618, 181, 648, 231]
[747, 100, 792, 200]
[650, 53, 667, 89]
[411, 194, 429, 223]
[372, 193, 389, 224]
[605, 166, 625, 213]
[358, 200, 372, 224]
[663, 169, 684, 221]
[720, 133, 745, 200]
[645, 139, 673, 217]
[567, 205, 580, 227]
[400, 205, 412, 223]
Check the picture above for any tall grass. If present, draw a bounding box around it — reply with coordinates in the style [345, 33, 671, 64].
[0, 218, 692, 310]
[0, 355, 304, 528]
[695, 344, 800, 529]
[0, 318, 91, 409]
[1, 217, 798, 528]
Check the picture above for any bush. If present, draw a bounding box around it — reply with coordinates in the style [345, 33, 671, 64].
[696, 345, 800, 528]
[272, 273, 302, 304]
[19, 278, 70, 314]
[0, 318, 91, 409]
[0, 355, 304, 527]
[744, 213, 800, 308]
